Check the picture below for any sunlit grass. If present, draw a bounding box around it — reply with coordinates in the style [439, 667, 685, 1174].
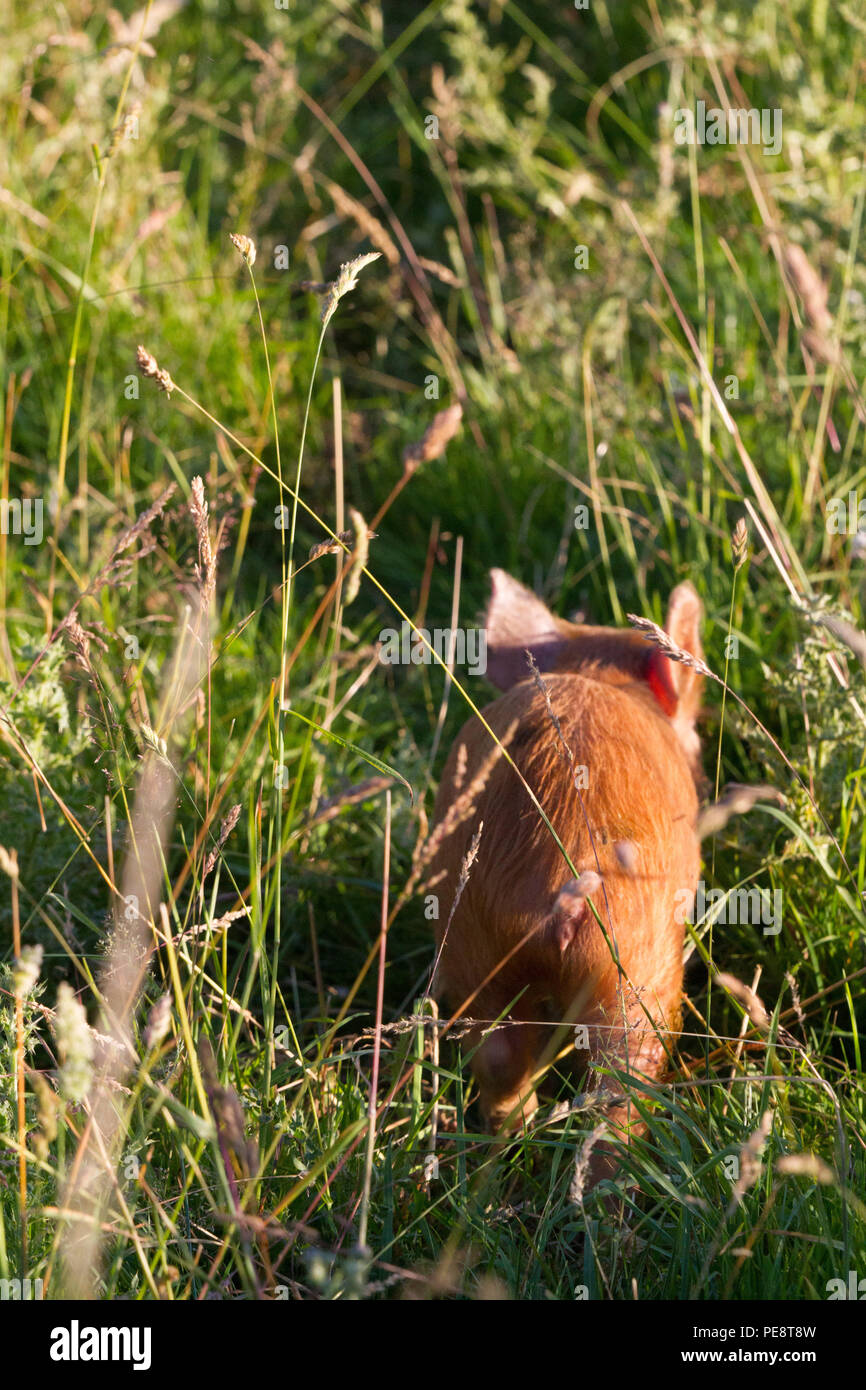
[0, 0, 864, 1300]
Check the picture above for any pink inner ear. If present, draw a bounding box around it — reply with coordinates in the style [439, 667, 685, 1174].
[553, 896, 588, 953]
[645, 649, 678, 716]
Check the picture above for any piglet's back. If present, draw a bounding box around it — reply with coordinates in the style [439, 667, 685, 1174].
[431, 669, 699, 1014]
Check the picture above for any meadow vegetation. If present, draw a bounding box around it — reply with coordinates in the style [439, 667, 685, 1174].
[1, 0, 865, 1299]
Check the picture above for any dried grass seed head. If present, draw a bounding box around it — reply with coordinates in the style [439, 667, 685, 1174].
[343, 506, 371, 606]
[229, 232, 257, 267]
[627, 611, 714, 679]
[402, 403, 463, 475]
[143, 992, 173, 1051]
[203, 803, 242, 877]
[136, 344, 175, 397]
[309, 526, 377, 564]
[321, 251, 381, 328]
[189, 475, 216, 607]
[732, 518, 748, 569]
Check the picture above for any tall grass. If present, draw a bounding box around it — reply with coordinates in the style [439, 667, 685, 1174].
[0, 0, 864, 1300]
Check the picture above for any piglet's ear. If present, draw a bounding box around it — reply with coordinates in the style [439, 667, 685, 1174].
[663, 582, 704, 761]
[633, 584, 704, 715]
[484, 569, 570, 691]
